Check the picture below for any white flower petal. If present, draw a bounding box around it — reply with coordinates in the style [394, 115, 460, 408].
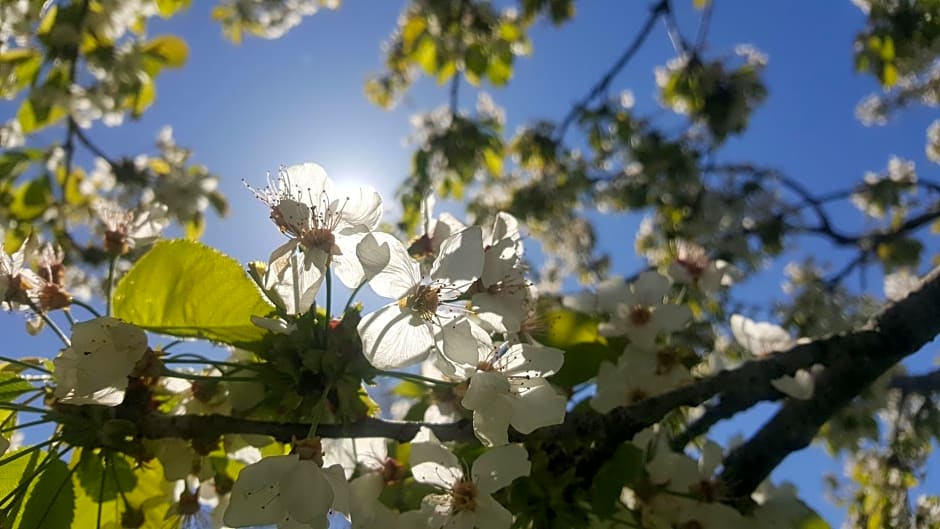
[771, 369, 815, 400]
[224, 455, 295, 527]
[337, 185, 383, 233]
[410, 442, 462, 490]
[509, 379, 566, 434]
[284, 163, 331, 199]
[630, 271, 671, 305]
[358, 303, 435, 369]
[430, 226, 484, 290]
[367, 233, 420, 299]
[596, 276, 631, 312]
[471, 444, 530, 495]
[355, 232, 392, 283]
[440, 319, 491, 370]
[323, 463, 350, 514]
[279, 460, 334, 525]
[471, 399, 513, 447]
[474, 493, 513, 529]
[730, 314, 793, 356]
[498, 344, 564, 378]
[463, 372, 511, 412]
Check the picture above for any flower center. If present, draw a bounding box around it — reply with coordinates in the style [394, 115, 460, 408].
[299, 228, 337, 255]
[400, 285, 441, 321]
[628, 305, 652, 326]
[451, 479, 478, 514]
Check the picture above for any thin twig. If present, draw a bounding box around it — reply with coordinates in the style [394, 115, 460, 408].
[555, 0, 669, 140]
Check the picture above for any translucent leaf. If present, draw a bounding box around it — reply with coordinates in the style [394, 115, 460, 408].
[112, 239, 274, 348]
[15, 456, 74, 529]
[0, 372, 34, 403]
[142, 35, 189, 69]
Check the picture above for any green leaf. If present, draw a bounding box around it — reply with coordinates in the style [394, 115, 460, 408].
[589, 443, 643, 516]
[112, 239, 274, 348]
[15, 456, 74, 529]
[16, 97, 65, 134]
[74, 449, 136, 503]
[155, 0, 191, 17]
[536, 307, 616, 388]
[71, 452, 173, 528]
[393, 381, 427, 399]
[130, 76, 156, 118]
[0, 449, 45, 523]
[0, 149, 44, 182]
[141, 35, 189, 72]
[413, 35, 438, 75]
[0, 372, 35, 403]
[8, 177, 53, 221]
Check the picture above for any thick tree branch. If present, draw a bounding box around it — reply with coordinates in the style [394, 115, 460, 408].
[718, 264, 940, 498]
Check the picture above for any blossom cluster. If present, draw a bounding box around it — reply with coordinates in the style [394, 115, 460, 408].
[6, 161, 836, 529]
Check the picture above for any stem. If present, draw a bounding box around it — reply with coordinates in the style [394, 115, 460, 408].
[323, 270, 333, 347]
[69, 298, 102, 318]
[0, 402, 51, 414]
[379, 370, 456, 387]
[28, 301, 70, 347]
[0, 418, 52, 434]
[106, 256, 116, 317]
[160, 368, 257, 383]
[0, 355, 51, 374]
[164, 356, 266, 372]
[342, 280, 367, 314]
[161, 339, 184, 351]
[291, 253, 302, 316]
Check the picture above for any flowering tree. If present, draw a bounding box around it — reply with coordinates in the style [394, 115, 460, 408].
[1, 1, 940, 528]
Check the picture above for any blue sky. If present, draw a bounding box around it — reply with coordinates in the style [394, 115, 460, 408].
[3, 0, 940, 525]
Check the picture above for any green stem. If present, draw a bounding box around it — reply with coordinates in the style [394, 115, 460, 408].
[63, 310, 76, 326]
[27, 301, 70, 347]
[342, 280, 367, 314]
[106, 256, 116, 317]
[291, 253, 302, 316]
[0, 355, 51, 374]
[161, 339, 184, 351]
[379, 370, 456, 387]
[0, 393, 45, 431]
[323, 270, 333, 347]
[69, 299, 101, 318]
[160, 368, 257, 383]
[163, 355, 267, 372]
[0, 402, 51, 414]
[0, 418, 51, 434]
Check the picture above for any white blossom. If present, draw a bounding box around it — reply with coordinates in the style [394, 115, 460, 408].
[224, 451, 348, 529]
[53, 317, 148, 406]
[409, 436, 530, 529]
[591, 345, 692, 412]
[443, 320, 566, 445]
[250, 163, 383, 313]
[358, 227, 483, 369]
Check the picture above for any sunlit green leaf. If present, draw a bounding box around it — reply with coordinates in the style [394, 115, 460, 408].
[0, 372, 35, 403]
[112, 239, 274, 348]
[15, 456, 73, 529]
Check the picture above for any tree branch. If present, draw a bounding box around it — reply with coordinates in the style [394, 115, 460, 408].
[890, 368, 940, 396]
[555, 0, 668, 141]
[718, 264, 940, 498]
